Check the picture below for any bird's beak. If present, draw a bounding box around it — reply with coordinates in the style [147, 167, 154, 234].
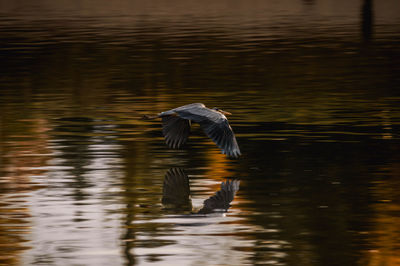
[220, 110, 232, 116]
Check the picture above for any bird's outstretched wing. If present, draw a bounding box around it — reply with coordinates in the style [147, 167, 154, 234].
[198, 179, 240, 214]
[199, 119, 241, 158]
[162, 116, 191, 149]
[162, 168, 192, 211]
[173, 105, 241, 158]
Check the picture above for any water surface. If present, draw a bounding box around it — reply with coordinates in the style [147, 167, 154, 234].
[1, 1, 400, 265]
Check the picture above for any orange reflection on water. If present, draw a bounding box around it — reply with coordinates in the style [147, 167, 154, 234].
[0, 118, 52, 265]
[203, 144, 233, 179]
[361, 161, 400, 266]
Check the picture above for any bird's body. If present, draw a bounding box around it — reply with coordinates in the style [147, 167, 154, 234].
[160, 103, 223, 123]
[144, 103, 241, 158]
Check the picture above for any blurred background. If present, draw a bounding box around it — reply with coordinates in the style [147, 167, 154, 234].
[0, 0, 399, 265]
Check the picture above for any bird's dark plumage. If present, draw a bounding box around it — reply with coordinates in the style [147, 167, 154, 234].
[161, 116, 191, 149]
[148, 103, 241, 158]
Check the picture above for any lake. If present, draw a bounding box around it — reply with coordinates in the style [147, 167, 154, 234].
[0, 1, 400, 265]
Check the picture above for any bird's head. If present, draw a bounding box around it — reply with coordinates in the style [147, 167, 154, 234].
[212, 107, 232, 116]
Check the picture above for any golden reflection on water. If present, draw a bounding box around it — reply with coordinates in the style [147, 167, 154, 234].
[203, 144, 233, 179]
[0, 118, 51, 265]
[361, 161, 400, 266]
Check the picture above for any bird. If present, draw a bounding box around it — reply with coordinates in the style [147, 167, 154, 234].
[142, 103, 241, 158]
[162, 168, 240, 214]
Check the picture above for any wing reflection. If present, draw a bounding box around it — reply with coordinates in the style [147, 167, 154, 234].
[162, 168, 192, 212]
[162, 168, 240, 214]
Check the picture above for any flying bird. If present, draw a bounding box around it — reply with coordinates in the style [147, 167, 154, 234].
[162, 168, 240, 214]
[142, 103, 241, 158]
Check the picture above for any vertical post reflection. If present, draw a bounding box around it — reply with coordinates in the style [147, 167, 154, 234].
[361, 0, 373, 41]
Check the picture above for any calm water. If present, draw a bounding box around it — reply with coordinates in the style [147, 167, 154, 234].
[1, 1, 400, 265]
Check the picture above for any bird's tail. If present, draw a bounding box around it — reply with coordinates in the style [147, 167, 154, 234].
[140, 114, 159, 120]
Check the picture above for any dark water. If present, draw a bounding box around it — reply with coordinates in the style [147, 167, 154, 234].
[1, 1, 400, 265]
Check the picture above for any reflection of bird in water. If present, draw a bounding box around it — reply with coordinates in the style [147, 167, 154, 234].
[143, 103, 241, 158]
[162, 168, 240, 214]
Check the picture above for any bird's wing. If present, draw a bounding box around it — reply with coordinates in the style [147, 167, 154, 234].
[199, 119, 241, 158]
[198, 179, 240, 214]
[162, 168, 192, 211]
[174, 106, 241, 158]
[162, 116, 191, 149]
